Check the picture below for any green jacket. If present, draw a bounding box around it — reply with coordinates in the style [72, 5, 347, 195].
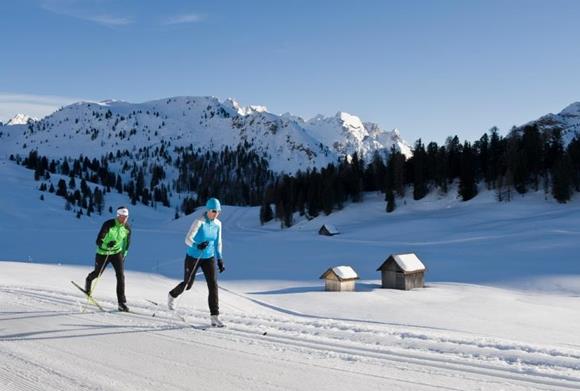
[95, 218, 131, 257]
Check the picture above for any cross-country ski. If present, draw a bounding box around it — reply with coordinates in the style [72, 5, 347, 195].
[70, 280, 104, 311]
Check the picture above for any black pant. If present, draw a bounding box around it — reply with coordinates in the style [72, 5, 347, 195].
[86, 252, 126, 304]
[169, 255, 219, 316]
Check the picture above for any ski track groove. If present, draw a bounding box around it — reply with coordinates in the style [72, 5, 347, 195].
[87, 309, 580, 391]
[0, 347, 93, 391]
[217, 286, 580, 363]
[2, 285, 580, 390]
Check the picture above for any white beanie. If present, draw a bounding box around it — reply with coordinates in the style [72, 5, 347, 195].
[116, 207, 129, 217]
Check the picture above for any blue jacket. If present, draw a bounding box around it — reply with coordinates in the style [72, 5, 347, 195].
[185, 212, 223, 260]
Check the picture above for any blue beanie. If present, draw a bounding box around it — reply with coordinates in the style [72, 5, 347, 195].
[206, 197, 222, 211]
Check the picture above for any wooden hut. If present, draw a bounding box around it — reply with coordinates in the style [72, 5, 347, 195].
[376, 253, 426, 290]
[319, 266, 359, 291]
[319, 224, 339, 236]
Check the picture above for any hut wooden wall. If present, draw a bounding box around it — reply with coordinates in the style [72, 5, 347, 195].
[381, 270, 424, 290]
[325, 279, 356, 292]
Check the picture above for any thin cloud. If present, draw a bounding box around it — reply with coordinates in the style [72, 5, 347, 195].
[162, 13, 205, 25]
[0, 93, 81, 122]
[86, 14, 133, 26]
[40, 0, 134, 27]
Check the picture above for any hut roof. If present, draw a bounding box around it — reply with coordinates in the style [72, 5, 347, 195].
[320, 224, 339, 234]
[320, 265, 359, 281]
[377, 253, 425, 272]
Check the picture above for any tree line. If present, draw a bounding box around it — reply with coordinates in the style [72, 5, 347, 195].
[13, 122, 580, 224]
[261, 124, 580, 226]
[13, 142, 275, 219]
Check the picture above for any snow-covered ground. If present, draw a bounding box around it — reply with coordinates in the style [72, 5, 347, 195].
[2, 159, 580, 390]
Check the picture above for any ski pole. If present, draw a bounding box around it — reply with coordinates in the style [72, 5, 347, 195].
[89, 253, 110, 298]
[174, 255, 202, 307]
[151, 257, 202, 318]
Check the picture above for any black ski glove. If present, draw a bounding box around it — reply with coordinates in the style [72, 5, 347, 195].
[107, 240, 117, 248]
[196, 241, 209, 250]
[217, 259, 225, 273]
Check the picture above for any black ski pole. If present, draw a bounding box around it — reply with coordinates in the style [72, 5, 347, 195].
[90, 253, 110, 296]
[175, 255, 202, 306]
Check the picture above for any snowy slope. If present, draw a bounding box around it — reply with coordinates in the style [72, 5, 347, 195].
[2, 157, 580, 285]
[0, 97, 411, 173]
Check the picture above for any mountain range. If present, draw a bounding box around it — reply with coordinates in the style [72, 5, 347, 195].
[0, 96, 412, 173]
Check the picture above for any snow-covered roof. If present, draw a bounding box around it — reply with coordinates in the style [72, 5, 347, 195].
[320, 265, 359, 281]
[320, 224, 339, 234]
[379, 253, 425, 273]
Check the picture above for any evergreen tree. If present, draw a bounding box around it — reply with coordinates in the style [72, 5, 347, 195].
[61, 160, 70, 176]
[180, 197, 197, 215]
[387, 148, 406, 197]
[385, 187, 395, 213]
[552, 153, 572, 203]
[260, 201, 274, 225]
[367, 152, 386, 191]
[502, 128, 527, 194]
[141, 188, 151, 206]
[321, 171, 335, 215]
[567, 137, 580, 191]
[412, 139, 428, 200]
[116, 174, 123, 193]
[446, 135, 462, 182]
[477, 133, 489, 188]
[56, 179, 68, 197]
[349, 153, 364, 203]
[458, 142, 477, 201]
[436, 146, 449, 193]
[487, 127, 502, 187]
[521, 124, 543, 191]
[34, 164, 43, 181]
[80, 179, 91, 198]
[94, 187, 105, 214]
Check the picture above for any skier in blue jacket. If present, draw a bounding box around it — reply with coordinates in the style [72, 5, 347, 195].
[168, 198, 225, 327]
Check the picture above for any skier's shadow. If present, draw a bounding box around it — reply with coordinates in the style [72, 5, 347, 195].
[0, 321, 186, 341]
[0, 310, 86, 322]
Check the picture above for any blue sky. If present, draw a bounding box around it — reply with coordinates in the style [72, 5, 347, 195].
[1, 0, 580, 144]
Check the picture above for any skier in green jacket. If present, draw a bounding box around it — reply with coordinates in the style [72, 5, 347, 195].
[85, 206, 132, 311]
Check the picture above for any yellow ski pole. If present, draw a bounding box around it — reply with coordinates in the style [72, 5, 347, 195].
[87, 253, 110, 304]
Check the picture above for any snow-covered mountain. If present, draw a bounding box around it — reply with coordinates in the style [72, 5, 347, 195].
[521, 102, 580, 143]
[0, 96, 412, 173]
[4, 113, 37, 126]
